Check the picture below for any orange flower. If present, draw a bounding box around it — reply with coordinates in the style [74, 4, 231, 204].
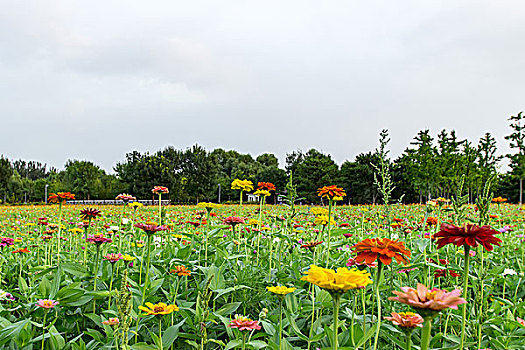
[317, 185, 346, 199]
[170, 265, 191, 276]
[48, 192, 75, 203]
[12, 248, 30, 254]
[352, 238, 411, 265]
[492, 196, 507, 203]
[257, 182, 276, 191]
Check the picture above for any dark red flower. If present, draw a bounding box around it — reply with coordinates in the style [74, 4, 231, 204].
[434, 223, 502, 251]
[80, 208, 101, 220]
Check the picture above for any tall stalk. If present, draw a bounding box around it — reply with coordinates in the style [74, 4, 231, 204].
[459, 245, 470, 349]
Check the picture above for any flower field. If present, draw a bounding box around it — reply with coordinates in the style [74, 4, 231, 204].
[0, 187, 523, 350]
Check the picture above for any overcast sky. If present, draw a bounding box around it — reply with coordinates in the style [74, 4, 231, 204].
[1, 1, 524, 172]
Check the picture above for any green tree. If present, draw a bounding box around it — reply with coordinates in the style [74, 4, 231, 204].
[504, 111, 525, 204]
[293, 149, 339, 203]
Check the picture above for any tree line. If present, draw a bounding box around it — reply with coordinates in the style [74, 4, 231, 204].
[1, 113, 524, 204]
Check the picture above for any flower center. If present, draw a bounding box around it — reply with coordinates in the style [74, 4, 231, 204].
[425, 291, 438, 300]
[154, 306, 165, 313]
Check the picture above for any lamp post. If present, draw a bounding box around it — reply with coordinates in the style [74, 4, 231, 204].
[45, 184, 49, 204]
[218, 183, 221, 203]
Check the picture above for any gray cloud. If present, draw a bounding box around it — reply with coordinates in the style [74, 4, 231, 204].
[0, 0, 524, 171]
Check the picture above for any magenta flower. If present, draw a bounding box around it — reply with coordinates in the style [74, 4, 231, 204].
[222, 217, 245, 227]
[86, 234, 112, 245]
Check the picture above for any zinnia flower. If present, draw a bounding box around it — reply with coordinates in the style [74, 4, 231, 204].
[79, 208, 101, 220]
[389, 283, 466, 313]
[257, 182, 276, 191]
[231, 179, 254, 192]
[300, 241, 323, 251]
[222, 217, 245, 227]
[134, 223, 168, 235]
[434, 223, 502, 251]
[253, 189, 271, 197]
[492, 196, 507, 203]
[102, 317, 120, 326]
[301, 265, 373, 294]
[48, 192, 75, 203]
[138, 302, 179, 315]
[0, 290, 15, 301]
[228, 315, 261, 331]
[37, 299, 59, 309]
[266, 286, 296, 295]
[103, 253, 123, 263]
[152, 186, 169, 194]
[86, 234, 112, 245]
[116, 193, 136, 202]
[352, 238, 411, 265]
[317, 185, 346, 199]
[11, 248, 30, 254]
[170, 265, 191, 276]
[385, 312, 424, 328]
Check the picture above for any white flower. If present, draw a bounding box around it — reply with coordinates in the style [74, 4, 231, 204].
[273, 237, 280, 244]
[503, 268, 517, 276]
[122, 218, 129, 225]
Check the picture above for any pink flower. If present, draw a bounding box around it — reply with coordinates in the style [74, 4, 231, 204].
[385, 312, 424, 328]
[223, 217, 245, 227]
[102, 317, 120, 326]
[103, 253, 123, 263]
[228, 316, 261, 331]
[389, 283, 466, 312]
[152, 186, 169, 194]
[517, 317, 525, 327]
[37, 299, 59, 309]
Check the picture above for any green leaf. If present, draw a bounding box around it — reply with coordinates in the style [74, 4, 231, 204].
[131, 343, 157, 350]
[215, 302, 241, 316]
[225, 339, 242, 350]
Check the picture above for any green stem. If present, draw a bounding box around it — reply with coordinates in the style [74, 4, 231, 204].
[41, 312, 47, 350]
[421, 319, 432, 350]
[332, 294, 341, 350]
[159, 317, 163, 350]
[241, 332, 246, 350]
[93, 245, 101, 313]
[325, 199, 333, 266]
[405, 331, 412, 350]
[158, 193, 162, 225]
[460, 245, 470, 350]
[372, 262, 383, 350]
[279, 298, 283, 350]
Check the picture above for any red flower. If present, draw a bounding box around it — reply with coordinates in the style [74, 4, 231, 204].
[434, 223, 502, 251]
[257, 182, 276, 191]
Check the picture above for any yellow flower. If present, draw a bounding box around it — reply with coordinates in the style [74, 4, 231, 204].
[333, 196, 343, 202]
[310, 207, 328, 216]
[266, 286, 296, 295]
[197, 202, 221, 209]
[253, 189, 271, 197]
[249, 219, 259, 226]
[314, 215, 336, 226]
[301, 265, 373, 293]
[231, 179, 254, 192]
[121, 254, 136, 261]
[138, 302, 179, 315]
[128, 202, 143, 208]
